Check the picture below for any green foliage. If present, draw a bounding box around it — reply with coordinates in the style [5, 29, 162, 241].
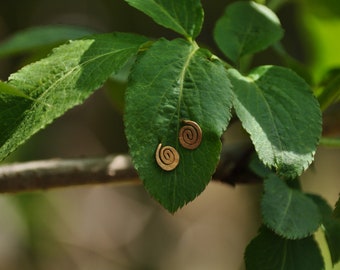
[0, 33, 148, 161]
[245, 227, 325, 270]
[0, 1, 336, 268]
[0, 81, 32, 100]
[214, 1, 283, 64]
[310, 195, 340, 265]
[335, 197, 340, 219]
[316, 69, 340, 111]
[228, 66, 322, 178]
[0, 0, 322, 212]
[248, 154, 273, 178]
[0, 25, 95, 58]
[124, 0, 204, 39]
[261, 175, 321, 239]
[125, 38, 232, 212]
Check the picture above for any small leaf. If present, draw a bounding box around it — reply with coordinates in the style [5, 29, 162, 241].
[316, 69, 340, 111]
[214, 1, 283, 63]
[309, 194, 340, 265]
[125, 38, 233, 212]
[228, 66, 322, 177]
[124, 0, 204, 39]
[0, 81, 32, 100]
[261, 174, 321, 239]
[0, 32, 148, 161]
[0, 25, 95, 58]
[245, 227, 325, 270]
[248, 154, 272, 178]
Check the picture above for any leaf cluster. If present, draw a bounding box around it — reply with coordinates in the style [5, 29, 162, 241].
[0, 1, 338, 269]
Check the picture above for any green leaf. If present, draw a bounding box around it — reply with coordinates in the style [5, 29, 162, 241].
[124, 0, 204, 39]
[261, 174, 321, 239]
[316, 69, 340, 111]
[245, 227, 325, 270]
[125, 38, 233, 212]
[214, 1, 283, 64]
[228, 66, 322, 178]
[0, 32, 148, 161]
[248, 154, 272, 178]
[0, 81, 32, 100]
[309, 194, 340, 265]
[0, 25, 96, 59]
[335, 196, 340, 219]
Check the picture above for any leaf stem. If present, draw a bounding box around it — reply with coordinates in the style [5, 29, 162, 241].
[316, 74, 340, 111]
[267, 0, 290, 11]
[254, 0, 267, 5]
[319, 137, 340, 148]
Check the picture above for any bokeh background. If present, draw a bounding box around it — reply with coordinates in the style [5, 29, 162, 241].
[0, 0, 339, 269]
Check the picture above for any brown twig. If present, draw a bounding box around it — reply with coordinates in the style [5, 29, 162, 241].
[0, 155, 139, 193]
[0, 142, 258, 193]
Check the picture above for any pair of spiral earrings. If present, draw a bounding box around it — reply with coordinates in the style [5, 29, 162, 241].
[155, 120, 202, 171]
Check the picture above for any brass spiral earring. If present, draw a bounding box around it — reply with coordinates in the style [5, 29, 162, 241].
[179, 120, 202, 150]
[155, 143, 179, 171]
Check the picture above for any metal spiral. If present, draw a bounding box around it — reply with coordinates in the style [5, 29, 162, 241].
[155, 143, 179, 171]
[179, 120, 202, 150]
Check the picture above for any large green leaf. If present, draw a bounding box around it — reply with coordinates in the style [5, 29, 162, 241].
[245, 227, 325, 270]
[310, 194, 340, 265]
[214, 1, 283, 64]
[0, 25, 95, 59]
[0, 32, 148, 161]
[262, 175, 321, 239]
[125, 38, 233, 212]
[124, 0, 204, 39]
[228, 66, 322, 178]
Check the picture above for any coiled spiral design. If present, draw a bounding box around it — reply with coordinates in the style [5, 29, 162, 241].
[179, 120, 202, 150]
[155, 143, 179, 171]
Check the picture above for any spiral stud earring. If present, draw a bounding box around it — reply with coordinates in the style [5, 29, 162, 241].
[179, 120, 202, 150]
[155, 143, 180, 171]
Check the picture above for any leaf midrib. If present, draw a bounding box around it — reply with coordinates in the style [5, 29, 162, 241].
[31, 46, 136, 103]
[280, 240, 288, 270]
[149, 0, 189, 37]
[171, 42, 199, 211]
[1, 44, 138, 155]
[277, 189, 293, 233]
[251, 78, 284, 163]
[237, 11, 255, 59]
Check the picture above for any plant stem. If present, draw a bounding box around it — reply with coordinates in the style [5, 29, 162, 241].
[254, 0, 266, 5]
[0, 142, 258, 193]
[319, 137, 340, 147]
[0, 155, 139, 193]
[317, 74, 340, 111]
[267, 0, 290, 11]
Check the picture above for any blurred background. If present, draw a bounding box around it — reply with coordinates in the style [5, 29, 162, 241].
[0, 0, 339, 269]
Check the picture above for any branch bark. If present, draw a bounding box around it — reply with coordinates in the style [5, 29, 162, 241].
[0, 142, 257, 193]
[0, 155, 139, 193]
